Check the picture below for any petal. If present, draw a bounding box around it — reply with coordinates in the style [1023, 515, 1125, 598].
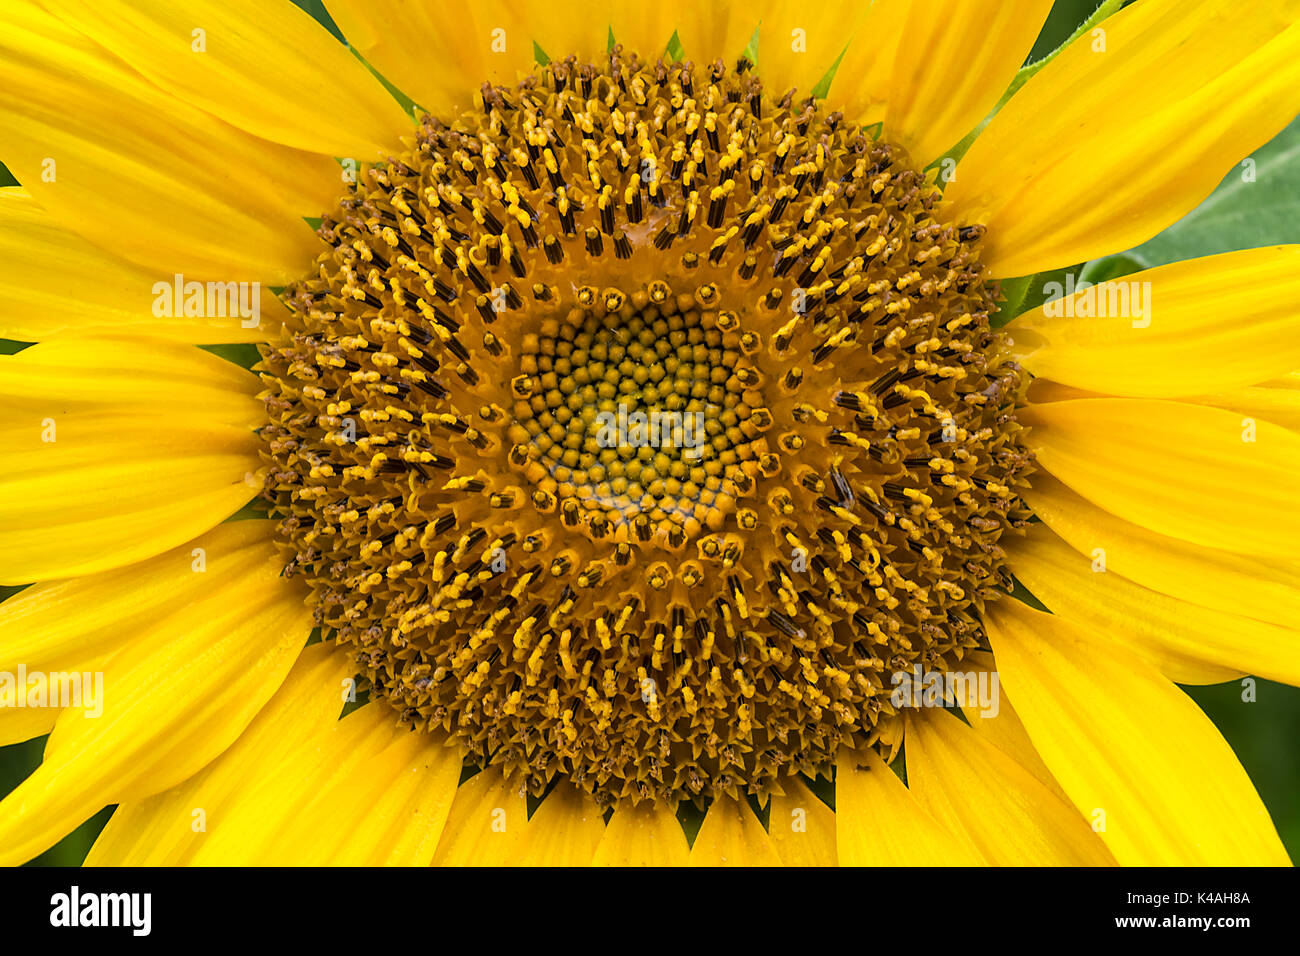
[1193, 374, 1300, 434]
[954, 653, 1071, 804]
[825, 0, 912, 126]
[948, 0, 1300, 278]
[183, 702, 418, 865]
[689, 795, 782, 866]
[750, 2, 877, 99]
[529, 0, 616, 62]
[884, 0, 1053, 167]
[325, 0, 536, 116]
[0, 188, 288, 343]
[0, 1, 340, 281]
[1020, 398, 1300, 559]
[430, 767, 528, 866]
[986, 599, 1290, 865]
[1011, 522, 1299, 686]
[0, 560, 311, 866]
[906, 709, 1115, 865]
[228, 711, 461, 866]
[835, 746, 983, 865]
[0, 339, 262, 583]
[0, 706, 57, 748]
[512, 783, 606, 866]
[767, 776, 837, 866]
[86, 642, 350, 866]
[1007, 247, 1300, 397]
[0, 521, 282, 676]
[1023, 472, 1300, 630]
[591, 802, 691, 866]
[323, 733, 460, 866]
[646, 3, 754, 64]
[46, 0, 409, 157]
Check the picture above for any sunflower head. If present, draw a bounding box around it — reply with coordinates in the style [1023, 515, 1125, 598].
[258, 50, 1034, 808]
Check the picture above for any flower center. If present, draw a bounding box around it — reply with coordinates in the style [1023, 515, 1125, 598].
[258, 50, 1033, 808]
[508, 294, 766, 550]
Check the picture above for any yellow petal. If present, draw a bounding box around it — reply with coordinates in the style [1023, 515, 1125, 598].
[835, 746, 983, 865]
[237, 712, 461, 866]
[646, 3, 753, 64]
[0, 705, 56, 748]
[47, 0, 409, 157]
[430, 767, 528, 866]
[1007, 247, 1300, 397]
[0, 521, 280, 700]
[767, 777, 837, 866]
[0, 188, 287, 343]
[513, 784, 606, 866]
[750, 2, 877, 99]
[948, 0, 1300, 277]
[949, 650, 1071, 803]
[0, 562, 311, 866]
[592, 802, 691, 866]
[1192, 374, 1300, 434]
[325, 0, 536, 116]
[528, 0, 615, 62]
[0, 1, 340, 281]
[185, 702, 404, 865]
[689, 795, 782, 866]
[885, 0, 1053, 167]
[826, 0, 912, 126]
[986, 599, 1290, 865]
[1024, 472, 1300, 631]
[86, 642, 350, 866]
[0, 340, 262, 583]
[906, 709, 1114, 866]
[1021, 398, 1300, 558]
[320, 732, 460, 865]
[1011, 522, 1298, 686]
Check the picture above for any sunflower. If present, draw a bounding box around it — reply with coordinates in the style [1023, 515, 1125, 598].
[0, 0, 1297, 867]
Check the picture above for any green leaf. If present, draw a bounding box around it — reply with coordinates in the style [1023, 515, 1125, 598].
[200, 343, 262, 370]
[740, 24, 760, 69]
[990, 275, 1033, 327]
[289, 0, 345, 42]
[665, 30, 684, 63]
[533, 40, 550, 66]
[1079, 252, 1146, 285]
[990, 263, 1086, 328]
[224, 497, 272, 522]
